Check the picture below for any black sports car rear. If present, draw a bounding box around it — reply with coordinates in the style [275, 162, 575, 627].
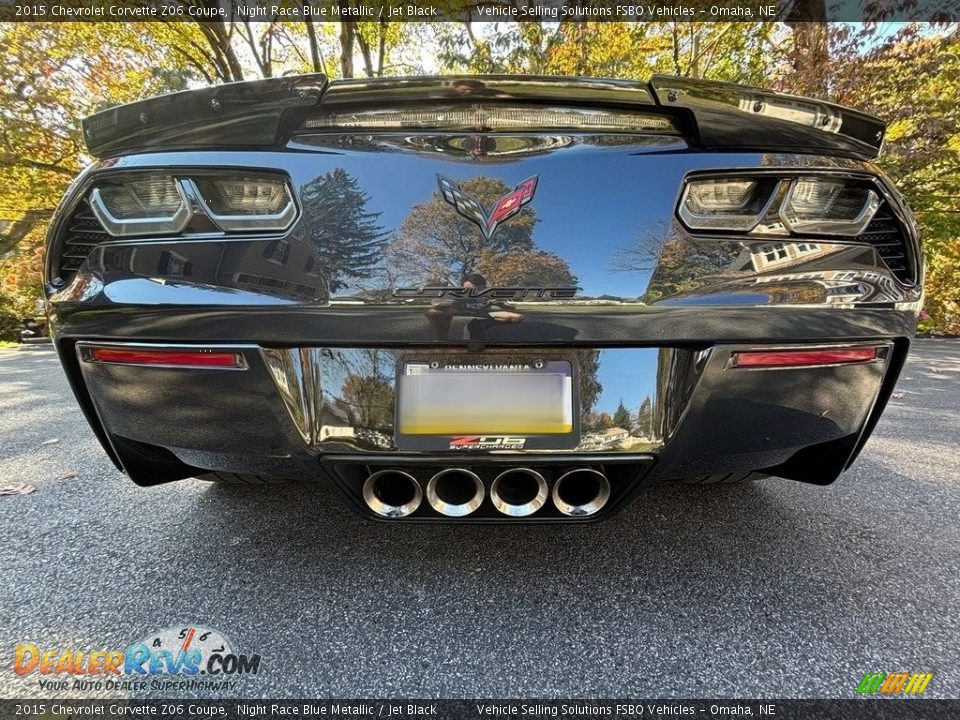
[44, 75, 922, 522]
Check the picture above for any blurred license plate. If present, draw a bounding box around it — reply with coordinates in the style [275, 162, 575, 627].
[395, 360, 578, 451]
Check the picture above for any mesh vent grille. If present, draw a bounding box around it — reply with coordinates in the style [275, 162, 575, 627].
[859, 203, 913, 284]
[57, 199, 109, 283]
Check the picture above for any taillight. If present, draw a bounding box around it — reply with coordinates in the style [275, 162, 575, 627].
[731, 347, 878, 369]
[89, 174, 190, 237]
[86, 172, 297, 237]
[678, 175, 881, 236]
[675, 172, 915, 284]
[187, 175, 297, 232]
[678, 178, 779, 232]
[780, 178, 880, 235]
[83, 346, 246, 369]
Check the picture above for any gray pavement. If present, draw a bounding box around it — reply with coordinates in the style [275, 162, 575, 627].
[0, 340, 957, 699]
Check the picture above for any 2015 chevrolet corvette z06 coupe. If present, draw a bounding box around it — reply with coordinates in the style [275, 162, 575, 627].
[44, 74, 922, 522]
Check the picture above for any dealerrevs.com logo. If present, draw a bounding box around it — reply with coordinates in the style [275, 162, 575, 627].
[13, 626, 260, 692]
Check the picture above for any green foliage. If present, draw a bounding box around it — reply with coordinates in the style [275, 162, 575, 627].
[0, 307, 20, 342]
[0, 22, 202, 319]
[829, 26, 960, 334]
[613, 400, 632, 430]
[436, 21, 786, 84]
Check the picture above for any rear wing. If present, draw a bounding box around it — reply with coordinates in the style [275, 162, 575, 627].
[649, 75, 886, 160]
[81, 74, 328, 158]
[82, 73, 885, 161]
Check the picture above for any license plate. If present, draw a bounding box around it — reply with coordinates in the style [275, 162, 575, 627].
[395, 359, 579, 451]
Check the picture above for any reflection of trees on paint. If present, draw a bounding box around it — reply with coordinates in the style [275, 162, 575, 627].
[475, 247, 577, 287]
[384, 176, 577, 287]
[613, 400, 631, 429]
[591, 412, 614, 431]
[637, 397, 654, 439]
[336, 374, 394, 430]
[324, 348, 397, 430]
[301, 169, 386, 292]
[611, 220, 671, 277]
[573, 349, 602, 425]
[613, 220, 746, 302]
[644, 238, 743, 302]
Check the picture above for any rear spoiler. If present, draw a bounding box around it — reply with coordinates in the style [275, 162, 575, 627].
[82, 73, 885, 161]
[82, 74, 328, 158]
[648, 75, 886, 160]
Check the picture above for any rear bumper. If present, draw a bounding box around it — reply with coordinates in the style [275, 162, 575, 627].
[61, 326, 905, 494]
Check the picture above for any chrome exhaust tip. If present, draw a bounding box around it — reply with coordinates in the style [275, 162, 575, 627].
[362, 470, 422, 518]
[490, 468, 548, 517]
[552, 468, 611, 517]
[426, 468, 485, 517]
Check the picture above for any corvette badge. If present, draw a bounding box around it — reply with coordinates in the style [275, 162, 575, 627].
[437, 175, 538, 240]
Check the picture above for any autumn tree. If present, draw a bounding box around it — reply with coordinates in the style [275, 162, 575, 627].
[0, 23, 195, 324]
[145, 10, 410, 81]
[0, 24, 193, 237]
[574, 349, 603, 420]
[474, 248, 576, 288]
[336, 374, 394, 429]
[436, 21, 786, 86]
[785, 24, 960, 334]
[784, 0, 829, 96]
[593, 412, 614, 431]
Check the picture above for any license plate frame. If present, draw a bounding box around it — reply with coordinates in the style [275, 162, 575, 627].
[394, 356, 580, 451]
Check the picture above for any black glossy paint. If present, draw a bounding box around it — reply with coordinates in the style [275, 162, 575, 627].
[47, 143, 919, 341]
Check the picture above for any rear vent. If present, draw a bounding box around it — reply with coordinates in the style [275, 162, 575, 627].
[57, 199, 110, 283]
[858, 202, 913, 284]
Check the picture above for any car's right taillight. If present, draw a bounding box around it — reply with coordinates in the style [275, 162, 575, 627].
[675, 172, 916, 284]
[188, 175, 297, 232]
[679, 175, 882, 237]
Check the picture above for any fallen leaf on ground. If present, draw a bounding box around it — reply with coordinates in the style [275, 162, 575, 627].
[57, 470, 79, 481]
[0, 483, 36, 496]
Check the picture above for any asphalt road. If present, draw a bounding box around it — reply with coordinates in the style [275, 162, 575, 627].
[0, 340, 958, 700]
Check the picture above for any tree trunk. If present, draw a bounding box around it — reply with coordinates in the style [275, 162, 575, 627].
[339, 18, 355, 78]
[787, 0, 830, 97]
[304, 20, 323, 73]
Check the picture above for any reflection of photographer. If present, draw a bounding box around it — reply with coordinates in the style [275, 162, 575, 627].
[426, 273, 523, 340]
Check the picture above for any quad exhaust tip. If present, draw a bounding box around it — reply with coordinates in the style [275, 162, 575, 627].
[362, 470, 423, 518]
[362, 466, 611, 519]
[552, 468, 611, 517]
[426, 468, 485, 517]
[490, 468, 549, 517]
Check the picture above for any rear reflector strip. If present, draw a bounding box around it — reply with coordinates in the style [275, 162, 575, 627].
[86, 347, 245, 369]
[731, 347, 877, 369]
